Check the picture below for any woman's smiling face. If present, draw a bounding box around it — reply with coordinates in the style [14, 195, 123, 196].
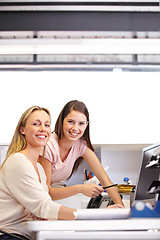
[20, 110, 51, 149]
[62, 110, 88, 142]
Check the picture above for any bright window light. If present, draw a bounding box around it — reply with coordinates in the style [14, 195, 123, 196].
[0, 71, 160, 145]
[0, 39, 160, 54]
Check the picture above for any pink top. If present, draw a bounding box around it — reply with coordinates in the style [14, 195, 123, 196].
[43, 132, 87, 185]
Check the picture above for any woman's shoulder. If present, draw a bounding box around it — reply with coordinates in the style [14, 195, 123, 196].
[48, 132, 58, 145]
[73, 138, 87, 154]
[76, 138, 87, 146]
[5, 153, 32, 171]
[7, 152, 26, 163]
[45, 132, 58, 154]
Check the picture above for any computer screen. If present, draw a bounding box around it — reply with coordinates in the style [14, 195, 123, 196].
[134, 142, 160, 206]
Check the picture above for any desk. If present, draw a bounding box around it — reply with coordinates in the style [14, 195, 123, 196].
[28, 219, 160, 240]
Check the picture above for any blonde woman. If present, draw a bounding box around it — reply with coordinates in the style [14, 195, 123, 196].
[0, 106, 76, 240]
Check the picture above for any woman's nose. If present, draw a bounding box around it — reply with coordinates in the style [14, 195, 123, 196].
[39, 124, 45, 131]
[72, 123, 78, 130]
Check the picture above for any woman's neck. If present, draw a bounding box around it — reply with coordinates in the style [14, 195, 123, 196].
[58, 138, 74, 151]
[58, 138, 74, 162]
[20, 146, 42, 166]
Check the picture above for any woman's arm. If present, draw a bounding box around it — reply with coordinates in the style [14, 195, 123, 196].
[82, 147, 124, 207]
[49, 184, 104, 200]
[38, 156, 104, 200]
[58, 205, 76, 220]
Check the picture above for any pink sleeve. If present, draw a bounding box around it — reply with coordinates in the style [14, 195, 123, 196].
[41, 134, 58, 164]
[43, 143, 55, 163]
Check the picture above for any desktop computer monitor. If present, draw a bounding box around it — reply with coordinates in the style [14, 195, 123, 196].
[134, 142, 160, 206]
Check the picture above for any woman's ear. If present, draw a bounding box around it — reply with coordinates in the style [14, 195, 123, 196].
[19, 126, 25, 135]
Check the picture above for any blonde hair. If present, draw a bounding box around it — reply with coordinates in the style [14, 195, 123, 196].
[0, 106, 51, 170]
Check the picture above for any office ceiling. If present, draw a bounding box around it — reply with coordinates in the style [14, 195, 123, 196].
[0, 0, 160, 71]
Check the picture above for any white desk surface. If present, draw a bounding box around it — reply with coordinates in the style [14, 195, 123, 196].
[28, 218, 160, 232]
[28, 219, 160, 240]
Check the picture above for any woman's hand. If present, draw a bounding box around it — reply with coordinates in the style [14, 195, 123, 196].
[106, 204, 124, 209]
[79, 184, 104, 198]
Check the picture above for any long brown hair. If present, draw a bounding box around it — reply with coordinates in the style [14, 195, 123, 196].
[0, 106, 51, 170]
[55, 100, 94, 177]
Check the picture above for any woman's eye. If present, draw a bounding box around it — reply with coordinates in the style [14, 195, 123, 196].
[80, 122, 85, 125]
[45, 124, 50, 127]
[68, 120, 74, 124]
[33, 123, 39, 126]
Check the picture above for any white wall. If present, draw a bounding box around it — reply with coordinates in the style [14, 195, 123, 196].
[65, 145, 145, 186]
[101, 149, 142, 185]
[0, 70, 160, 145]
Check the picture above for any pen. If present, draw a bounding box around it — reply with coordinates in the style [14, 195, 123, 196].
[103, 184, 118, 189]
